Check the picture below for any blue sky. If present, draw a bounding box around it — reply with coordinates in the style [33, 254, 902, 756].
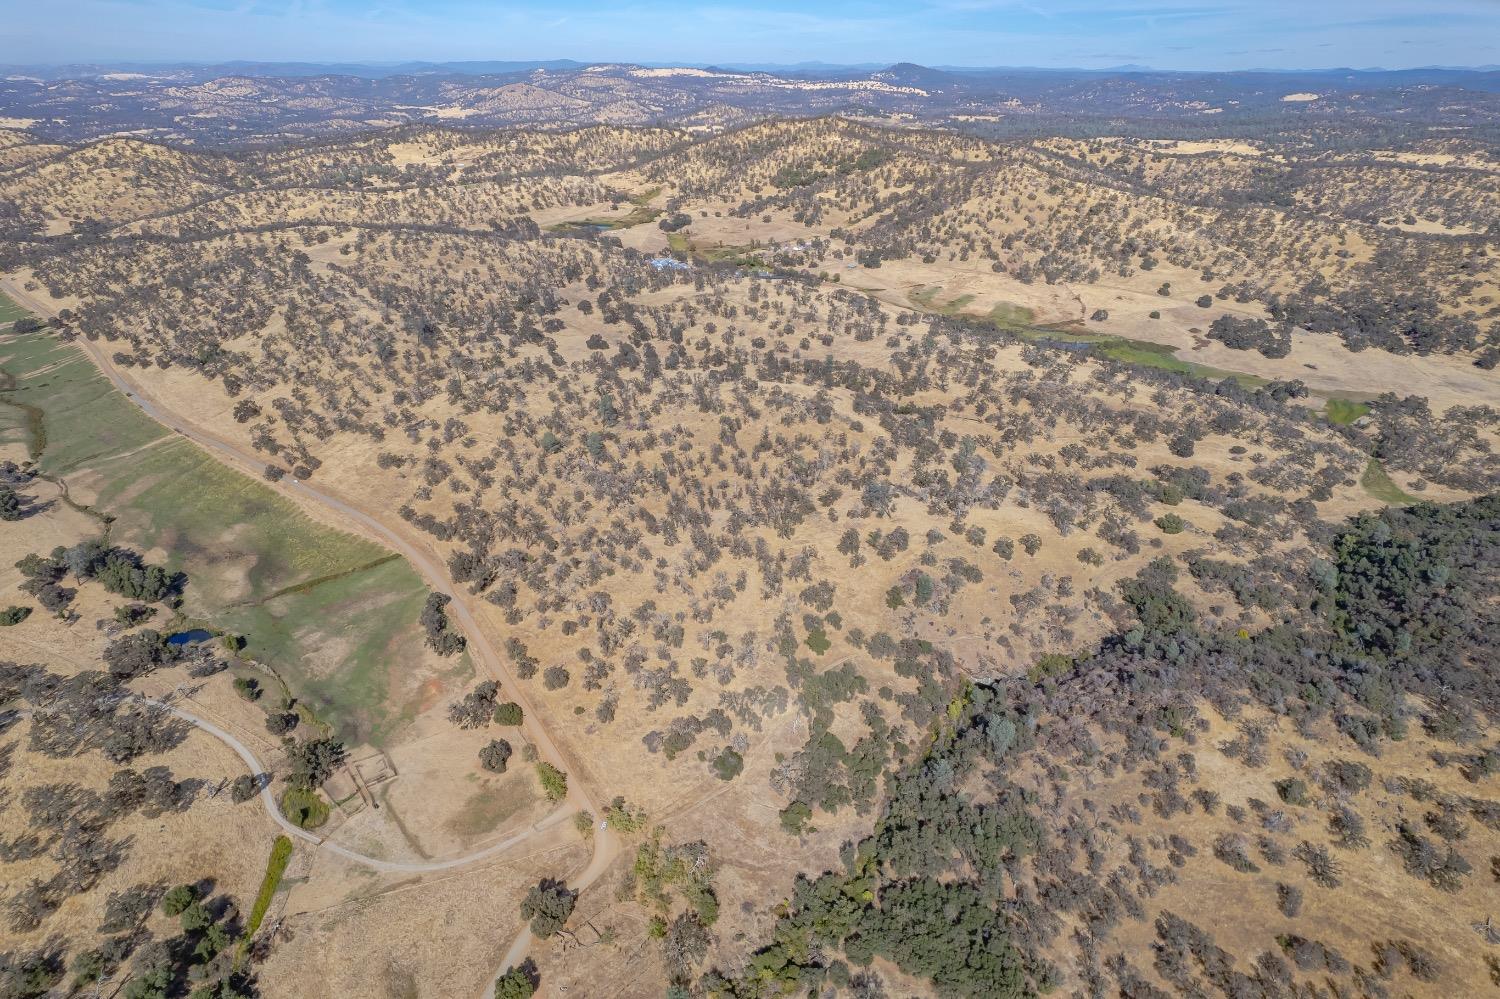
[4, 0, 1497, 71]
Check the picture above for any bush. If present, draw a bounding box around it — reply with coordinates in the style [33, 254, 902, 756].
[230, 774, 258, 803]
[0, 606, 31, 626]
[711, 748, 743, 781]
[479, 739, 513, 773]
[265, 712, 299, 736]
[520, 879, 576, 937]
[160, 884, 197, 917]
[280, 787, 329, 830]
[780, 800, 812, 834]
[494, 967, 535, 999]
[1274, 778, 1308, 805]
[285, 737, 346, 791]
[1027, 653, 1073, 684]
[246, 835, 294, 936]
[494, 702, 524, 725]
[420, 592, 466, 656]
[0, 486, 22, 522]
[536, 762, 568, 801]
[1155, 513, 1186, 534]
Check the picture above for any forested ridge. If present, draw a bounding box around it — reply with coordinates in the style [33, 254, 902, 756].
[710, 494, 1500, 997]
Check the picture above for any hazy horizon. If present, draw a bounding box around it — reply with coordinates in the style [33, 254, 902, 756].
[4, 57, 1499, 76]
[3, 1, 1497, 74]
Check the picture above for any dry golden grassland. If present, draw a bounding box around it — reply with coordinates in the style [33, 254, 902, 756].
[0, 116, 1495, 997]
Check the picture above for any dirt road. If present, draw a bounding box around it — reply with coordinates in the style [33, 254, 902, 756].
[0, 275, 621, 989]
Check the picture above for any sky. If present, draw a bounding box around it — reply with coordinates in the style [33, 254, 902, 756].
[2, 0, 1497, 72]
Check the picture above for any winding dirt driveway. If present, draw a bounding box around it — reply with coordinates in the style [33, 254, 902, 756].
[1, 275, 620, 989]
[146, 695, 579, 873]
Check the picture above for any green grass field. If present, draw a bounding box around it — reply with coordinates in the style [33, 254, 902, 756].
[0, 325, 456, 745]
[1325, 398, 1372, 426]
[245, 835, 294, 936]
[1361, 458, 1418, 506]
[548, 200, 663, 233]
[986, 302, 1037, 330]
[0, 332, 166, 471]
[905, 286, 1267, 386]
[0, 292, 29, 326]
[280, 788, 330, 830]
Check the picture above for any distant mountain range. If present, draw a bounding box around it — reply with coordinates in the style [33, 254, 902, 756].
[2, 60, 1497, 144]
[6, 59, 1500, 83]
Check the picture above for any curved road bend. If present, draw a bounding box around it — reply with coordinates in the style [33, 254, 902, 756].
[1, 277, 620, 981]
[142, 697, 578, 874]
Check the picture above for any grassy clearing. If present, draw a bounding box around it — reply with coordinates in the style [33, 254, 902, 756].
[664, 233, 767, 268]
[548, 199, 663, 233]
[987, 302, 1036, 329]
[907, 285, 1267, 387]
[216, 558, 455, 744]
[0, 322, 446, 745]
[0, 332, 166, 471]
[80, 436, 453, 744]
[1361, 458, 1418, 505]
[280, 788, 329, 830]
[444, 776, 539, 838]
[85, 437, 385, 600]
[245, 835, 294, 936]
[0, 292, 28, 325]
[1325, 398, 1372, 425]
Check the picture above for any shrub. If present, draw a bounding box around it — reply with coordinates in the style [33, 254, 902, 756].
[520, 879, 576, 937]
[280, 787, 329, 829]
[536, 762, 568, 801]
[780, 800, 812, 834]
[1274, 778, 1308, 806]
[245, 835, 293, 935]
[711, 748, 743, 781]
[479, 739, 513, 774]
[494, 702, 524, 725]
[0, 486, 22, 522]
[1294, 841, 1342, 887]
[1028, 653, 1073, 683]
[1155, 513, 1186, 534]
[160, 884, 197, 917]
[265, 712, 299, 736]
[230, 775, 258, 803]
[494, 967, 535, 999]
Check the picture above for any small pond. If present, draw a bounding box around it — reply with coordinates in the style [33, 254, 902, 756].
[166, 629, 214, 646]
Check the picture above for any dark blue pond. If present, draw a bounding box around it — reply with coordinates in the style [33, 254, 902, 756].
[167, 629, 214, 646]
